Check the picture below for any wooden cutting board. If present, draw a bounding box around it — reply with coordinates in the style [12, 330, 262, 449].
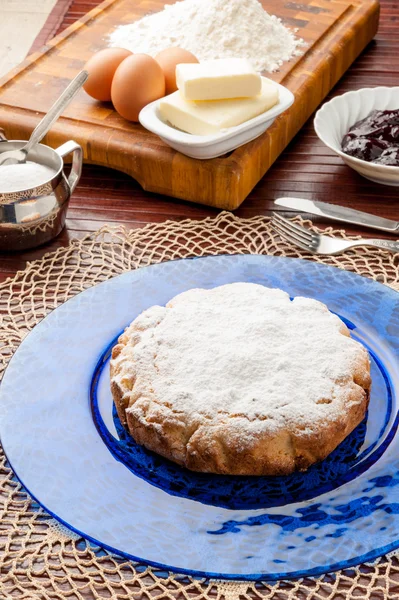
[0, 0, 379, 210]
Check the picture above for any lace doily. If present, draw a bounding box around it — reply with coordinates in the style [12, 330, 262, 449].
[1, 212, 398, 599]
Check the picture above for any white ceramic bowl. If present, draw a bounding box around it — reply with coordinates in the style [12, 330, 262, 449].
[139, 81, 294, 160]
[314, 87, 399, 186]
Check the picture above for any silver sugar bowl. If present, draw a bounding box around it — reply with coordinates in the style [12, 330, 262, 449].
[0, 132, 82, 251]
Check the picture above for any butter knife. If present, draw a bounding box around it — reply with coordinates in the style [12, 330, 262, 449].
[274, 197, 399, 234]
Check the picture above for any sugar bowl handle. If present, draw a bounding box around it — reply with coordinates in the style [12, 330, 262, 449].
[55, 140, 83, 194]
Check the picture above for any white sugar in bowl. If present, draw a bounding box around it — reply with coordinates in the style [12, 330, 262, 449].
[0, 133, 82, 251]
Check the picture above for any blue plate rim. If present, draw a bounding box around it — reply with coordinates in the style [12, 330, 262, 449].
[5, 447, 399, 583]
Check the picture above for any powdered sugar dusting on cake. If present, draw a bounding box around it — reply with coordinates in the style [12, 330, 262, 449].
[114, 283, 370, 437]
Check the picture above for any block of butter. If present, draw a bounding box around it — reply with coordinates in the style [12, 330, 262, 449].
[159, 77, 279, 136]
[176, 58, 262, 101]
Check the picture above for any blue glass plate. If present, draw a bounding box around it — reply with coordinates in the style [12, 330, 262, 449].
[0, 255, 398, 581]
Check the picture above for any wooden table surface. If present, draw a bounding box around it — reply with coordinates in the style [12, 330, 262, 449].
[0, 0, 398, 283]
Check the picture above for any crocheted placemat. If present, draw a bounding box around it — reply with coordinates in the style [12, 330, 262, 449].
[1, 212, 399, 600]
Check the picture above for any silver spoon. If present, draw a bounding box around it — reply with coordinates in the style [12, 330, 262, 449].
[0, 70, 88, 167]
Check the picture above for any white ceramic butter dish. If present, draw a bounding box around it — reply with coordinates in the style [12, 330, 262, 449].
[139, 81, 294, 160]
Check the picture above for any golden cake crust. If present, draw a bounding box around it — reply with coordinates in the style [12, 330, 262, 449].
[110, 283, 371, 476]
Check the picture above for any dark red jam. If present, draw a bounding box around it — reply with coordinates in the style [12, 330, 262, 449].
[341, 109, 399, 166]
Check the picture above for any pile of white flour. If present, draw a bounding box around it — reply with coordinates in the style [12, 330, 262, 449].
[109, 0, 303, 73]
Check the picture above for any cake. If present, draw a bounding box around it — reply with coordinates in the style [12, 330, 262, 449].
[110, 283, 371, 476]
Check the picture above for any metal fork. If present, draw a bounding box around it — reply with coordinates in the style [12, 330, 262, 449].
[272, 213, 399, 256]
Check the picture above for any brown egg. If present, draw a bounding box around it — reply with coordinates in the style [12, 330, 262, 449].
[155, 47, 199, 95]
[111, 54, 165, 122]
[83, 48, 133, 101]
